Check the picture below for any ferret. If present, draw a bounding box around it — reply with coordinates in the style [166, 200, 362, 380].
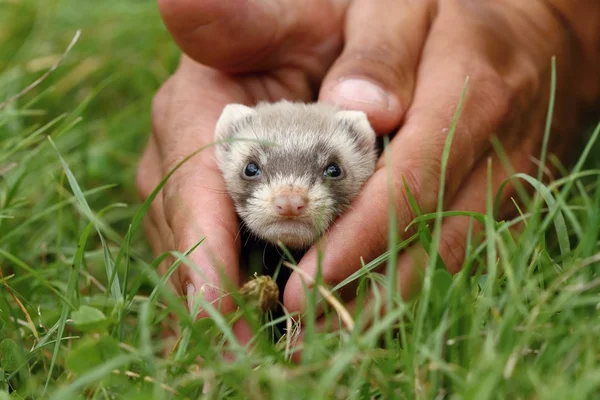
[213, 100, 378, 250]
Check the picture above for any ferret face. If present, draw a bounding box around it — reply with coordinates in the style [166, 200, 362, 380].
[214, 101, 377, 250]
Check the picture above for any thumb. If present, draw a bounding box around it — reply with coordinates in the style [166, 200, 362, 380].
[159, 0, 348, 74]
[318, 0, 434, 133]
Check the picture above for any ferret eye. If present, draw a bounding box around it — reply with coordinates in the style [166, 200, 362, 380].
[244, 162, 262, 178]
[323, 163, 342, 179]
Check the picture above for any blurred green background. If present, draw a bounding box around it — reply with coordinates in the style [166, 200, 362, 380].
[0, 0, 178, 201]
[0, 0, 179, 260]
[0, 1, 184, 394]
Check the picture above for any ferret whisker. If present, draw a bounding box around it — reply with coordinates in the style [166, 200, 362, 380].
[274, 248, 289, 265]
[243, 226, 254, 248]
[262, 241, 271, 271]
[233, 224, 245, 245]
[213, 100, 377, 251]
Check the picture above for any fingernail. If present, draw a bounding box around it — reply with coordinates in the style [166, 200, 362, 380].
[328, 78, 394, 111]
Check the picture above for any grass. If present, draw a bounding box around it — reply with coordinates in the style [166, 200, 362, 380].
[1, 0, 600, 398]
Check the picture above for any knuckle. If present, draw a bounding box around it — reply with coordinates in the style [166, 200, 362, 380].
[438, 224, 469, 274]
[159, 143, 214, 189]
[395, 165, 423, 215]
[134, 172, 150, 202]
[161, 172, 192, 226]
[396, 156, 441, 215]
[441, 62, 515, 171]
[161, 151, 187, 176]
[457, 59, 514, 126]
[474, 68, 514, 127]
[151, 76, 173, 114]
[320, 263, 349, 287]
[150, 78, 175, 138]
[135, 145, 157, 201]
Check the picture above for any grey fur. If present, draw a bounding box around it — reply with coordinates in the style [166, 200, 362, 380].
[214, 100, 378, 249]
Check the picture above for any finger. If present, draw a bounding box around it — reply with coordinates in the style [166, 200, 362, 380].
[139, 141, 255, 353]
[142, 188, 254, 355]
[158, 0, 348, 75]
[318, 0, 434, 133]
[137, 141, 185, 356]
[285, 28, 516, 315]
[150, 70, 245, 320]
[162, 147, 241, 318]
[416, 132, 540, 277]
[290, 142, 540, 361]
[137, 138, 176, 257]
[136, 138, 179, 283]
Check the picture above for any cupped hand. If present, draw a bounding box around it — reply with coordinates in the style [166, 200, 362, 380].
[137, 0, 600, 354]
[283, 0, 600, 343]
[136, 0, 356, 346]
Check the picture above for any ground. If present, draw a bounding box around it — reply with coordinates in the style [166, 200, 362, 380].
[1, 1, 600, 399]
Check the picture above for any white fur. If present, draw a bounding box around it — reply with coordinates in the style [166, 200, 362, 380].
[214, 104, 256, 141]
[213, 100, 378, 249]
[239, 174, 336, 248]
[335, 110, 376, 147]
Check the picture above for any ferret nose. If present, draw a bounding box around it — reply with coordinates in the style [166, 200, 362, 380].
[273, 194, 306, 217]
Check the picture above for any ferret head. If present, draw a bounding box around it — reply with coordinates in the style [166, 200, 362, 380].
[214, 101, 377, 250]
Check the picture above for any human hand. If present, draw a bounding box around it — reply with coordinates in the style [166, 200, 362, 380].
[282, 0, 600, 345]
[136, 0, 369, 347]
[138, 0, 599, 355]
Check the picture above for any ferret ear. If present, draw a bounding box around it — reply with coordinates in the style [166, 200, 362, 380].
[214, 104, 256, 141]
[334, 110, 376, 150]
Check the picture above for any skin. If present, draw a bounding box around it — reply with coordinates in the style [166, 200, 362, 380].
[136, 0, 600, 351]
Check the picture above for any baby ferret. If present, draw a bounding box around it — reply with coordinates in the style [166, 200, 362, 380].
[214, 100, 378, 250]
